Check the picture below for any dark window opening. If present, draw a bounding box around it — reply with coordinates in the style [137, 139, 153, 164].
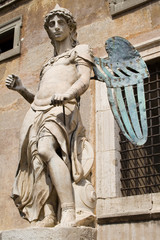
[120, 58, 160, 196]
[0, 0, 7, 3]
[0, 28, 14, 54]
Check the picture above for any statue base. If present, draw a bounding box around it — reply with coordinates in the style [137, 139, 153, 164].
[0, 226, 97, 240]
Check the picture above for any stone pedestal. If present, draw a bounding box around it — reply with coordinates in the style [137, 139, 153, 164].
[0, 227, 97, 240]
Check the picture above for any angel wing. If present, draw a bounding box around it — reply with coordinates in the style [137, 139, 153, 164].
[93, 36, 149, 146]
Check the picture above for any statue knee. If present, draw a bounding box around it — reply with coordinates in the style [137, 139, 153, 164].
[38, 137, 57, 162]
[38, 144, 50, 162]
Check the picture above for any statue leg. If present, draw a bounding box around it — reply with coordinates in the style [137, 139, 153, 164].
[38, 136, 75, 227]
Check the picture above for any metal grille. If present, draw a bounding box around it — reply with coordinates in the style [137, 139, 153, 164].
[120, 59, 160, 196]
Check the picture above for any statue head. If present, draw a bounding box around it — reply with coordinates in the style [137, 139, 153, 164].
[44, 4, 78, 55]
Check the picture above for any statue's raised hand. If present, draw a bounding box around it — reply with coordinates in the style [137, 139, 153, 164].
[6, 74, 23, 92]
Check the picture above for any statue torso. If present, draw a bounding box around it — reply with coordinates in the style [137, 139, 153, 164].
[31, 44, 94, 110]
[32, 49, 79, 109]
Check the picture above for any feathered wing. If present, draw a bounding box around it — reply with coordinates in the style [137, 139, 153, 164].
[93, 36, 149, 145]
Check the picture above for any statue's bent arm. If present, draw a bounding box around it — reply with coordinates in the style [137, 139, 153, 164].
[65, 63, 92, 100]
[51, 62, 92, 106]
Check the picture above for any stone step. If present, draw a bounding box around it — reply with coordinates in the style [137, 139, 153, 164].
[0, 226, 97, 240]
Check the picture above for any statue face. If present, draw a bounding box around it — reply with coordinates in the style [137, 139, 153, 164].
[48, 15, 70, 42]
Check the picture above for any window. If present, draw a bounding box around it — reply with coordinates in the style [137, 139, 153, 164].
[0, 16, 22, 62]
[0, 0, 6, 4]
[109, 0, 153, 16]
[0, 0, 20, 9]
[120, 59, 160, 196]
[0, 28, 14, 53]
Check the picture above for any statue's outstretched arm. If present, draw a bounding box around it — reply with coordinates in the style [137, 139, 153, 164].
[6, 74, 35, 104]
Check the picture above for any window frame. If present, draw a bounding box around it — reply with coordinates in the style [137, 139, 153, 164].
[109, 0, 153, 16]
[0, 15, 22, 62]
[0, 0, 21, 10]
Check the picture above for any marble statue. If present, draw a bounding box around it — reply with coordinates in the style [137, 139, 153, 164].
[6, 4, 96, 228]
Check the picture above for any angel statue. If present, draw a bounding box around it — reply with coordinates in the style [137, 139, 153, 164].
[6, 4, 149, 228]
[6, 4, 96, 228]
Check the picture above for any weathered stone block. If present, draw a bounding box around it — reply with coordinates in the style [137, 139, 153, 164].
[0, 227, 97, 240]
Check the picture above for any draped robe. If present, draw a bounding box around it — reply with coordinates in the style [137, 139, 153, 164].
[12, 44, 94, 222]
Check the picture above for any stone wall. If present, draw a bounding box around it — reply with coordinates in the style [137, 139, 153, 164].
[0, 0, 160, 238]
[98, 220, 160, 240]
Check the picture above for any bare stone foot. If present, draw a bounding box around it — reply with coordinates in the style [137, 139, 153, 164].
[60, 205, 76, 227]
[36, 215, 56, 228]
